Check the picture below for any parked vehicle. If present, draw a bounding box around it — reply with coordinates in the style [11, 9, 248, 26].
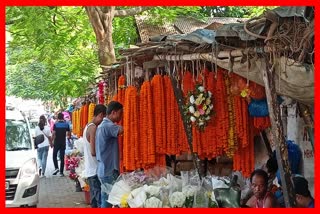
[5, 105, 40, 207]
[29, 118, 38, 139]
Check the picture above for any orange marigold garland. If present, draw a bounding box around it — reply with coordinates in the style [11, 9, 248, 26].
[123, 86, 139, 171]
[151, 75, 166, 154]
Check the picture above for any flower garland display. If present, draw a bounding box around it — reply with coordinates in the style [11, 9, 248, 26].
[185, 84, 214, 131]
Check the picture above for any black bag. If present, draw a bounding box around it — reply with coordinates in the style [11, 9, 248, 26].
[34, 134, 45, 149]
[213, 175, 241, 208]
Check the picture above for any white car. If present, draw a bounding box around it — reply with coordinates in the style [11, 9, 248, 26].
[29, 118, 38, 139]
[5, 106, 40, 207]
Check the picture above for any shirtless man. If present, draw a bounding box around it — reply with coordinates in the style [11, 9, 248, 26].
[246, 169, 278, 208]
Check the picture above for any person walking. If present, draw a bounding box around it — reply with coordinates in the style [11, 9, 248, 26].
[52, 112, 71, 176]
[83, 104, 107, 208]
[35, 115, 52, 178]
[95, 101, 124, 208]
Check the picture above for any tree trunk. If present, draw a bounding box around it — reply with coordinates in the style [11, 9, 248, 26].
[85, 6, 116, 67]
[262, 56, 296, 208]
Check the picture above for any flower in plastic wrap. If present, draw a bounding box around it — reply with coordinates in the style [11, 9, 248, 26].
[107, 180, 131, 206]
[152, 177, 169, 187]
[144, 196, 163, 208]
[120, 193, 129, 208]
[182, 185, 197, 208]
[144, 184, 161, 197]
[169, 192, 186, 208]
[127, 187, 147, 208]
[209, 191, 218, 208]
[182, 185, 197, 198]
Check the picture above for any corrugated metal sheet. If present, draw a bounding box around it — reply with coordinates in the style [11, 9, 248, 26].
[173, 17, 208, 34]
[135, 15, 248, 44]
[135, 15, 178, 43]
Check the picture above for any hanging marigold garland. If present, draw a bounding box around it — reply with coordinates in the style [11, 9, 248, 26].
[139, 80, 156, 168]
[113, 75, 126, 172]
[123, 85, 139, 171]
[87, 103, 96, 123]
[225, 74, 237, 158]
[80, 103, 88, 137]
[151, 75, 166, 155]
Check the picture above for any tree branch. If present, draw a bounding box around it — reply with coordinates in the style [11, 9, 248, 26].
[114, 6, 152, 17]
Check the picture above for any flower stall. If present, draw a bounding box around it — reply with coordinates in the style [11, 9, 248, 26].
[74, 6, 314, 208]
[106, 167, 227, 208]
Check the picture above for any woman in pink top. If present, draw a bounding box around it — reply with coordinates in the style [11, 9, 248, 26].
[246, 169, 278, 208]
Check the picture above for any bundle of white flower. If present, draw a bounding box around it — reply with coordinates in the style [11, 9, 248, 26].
[127, 186, 147, 208]
[186, 84, 213, 131]
[107, 180, 131, 206]
[169, 192, 186, 208]
[152, 177, 169, 187]
[144, 184, 161, 197]
[182, 185, 197, 208]
[182, 185, 197, 197]
[144, 196, 163, 208]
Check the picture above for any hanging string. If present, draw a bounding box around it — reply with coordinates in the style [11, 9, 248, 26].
[131, 57, 134, 86]
[246, 51, 250, 86]
[214, 43, 218, 79]
[276, 47, 281, 93]
[192, 60, 195, 83]
[126, 56, 130, 86]
[196, 59, 199, 82]
[115, 74, 117, 93]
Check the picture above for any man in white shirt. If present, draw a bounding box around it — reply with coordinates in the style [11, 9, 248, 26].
[83, 104, 107, 208]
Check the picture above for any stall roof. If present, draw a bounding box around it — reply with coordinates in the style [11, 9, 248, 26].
[101, 6, 314, 104]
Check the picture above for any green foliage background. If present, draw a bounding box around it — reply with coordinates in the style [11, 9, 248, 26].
[6, 6, 273, 107]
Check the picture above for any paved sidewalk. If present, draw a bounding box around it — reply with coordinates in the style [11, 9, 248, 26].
[38, 147, 90, 208]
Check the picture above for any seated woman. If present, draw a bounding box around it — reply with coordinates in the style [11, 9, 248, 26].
[246, 169, 278, 208]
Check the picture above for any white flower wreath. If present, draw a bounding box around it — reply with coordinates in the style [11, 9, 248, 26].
[185, 84, 214, 131]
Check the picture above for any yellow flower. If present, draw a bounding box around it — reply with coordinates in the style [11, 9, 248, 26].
[194, 111, 200, 117]
[206, 98, 211, 105]
[195, 97, 202, 105]
[240, 88, 249, 98]
[120, 193, 129, 208]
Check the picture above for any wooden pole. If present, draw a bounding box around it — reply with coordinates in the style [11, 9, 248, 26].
[260, 131, 273, 157]
[169, 76, 202, 180]
[297, 103, 314, 151]
[261, 56, 296, 207]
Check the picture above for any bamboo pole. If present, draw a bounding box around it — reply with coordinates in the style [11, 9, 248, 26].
[169, 76, 202, 180]
[152, 46, 272, 61]
[262, 55, 296, 208]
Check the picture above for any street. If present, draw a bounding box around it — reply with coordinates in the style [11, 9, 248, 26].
[38, 147, 89, 208]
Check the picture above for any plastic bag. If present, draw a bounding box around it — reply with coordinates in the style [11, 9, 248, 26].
[213, 175, 240, 208]
[193, 187, 209, 208]
[248, 98, 269, 117]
